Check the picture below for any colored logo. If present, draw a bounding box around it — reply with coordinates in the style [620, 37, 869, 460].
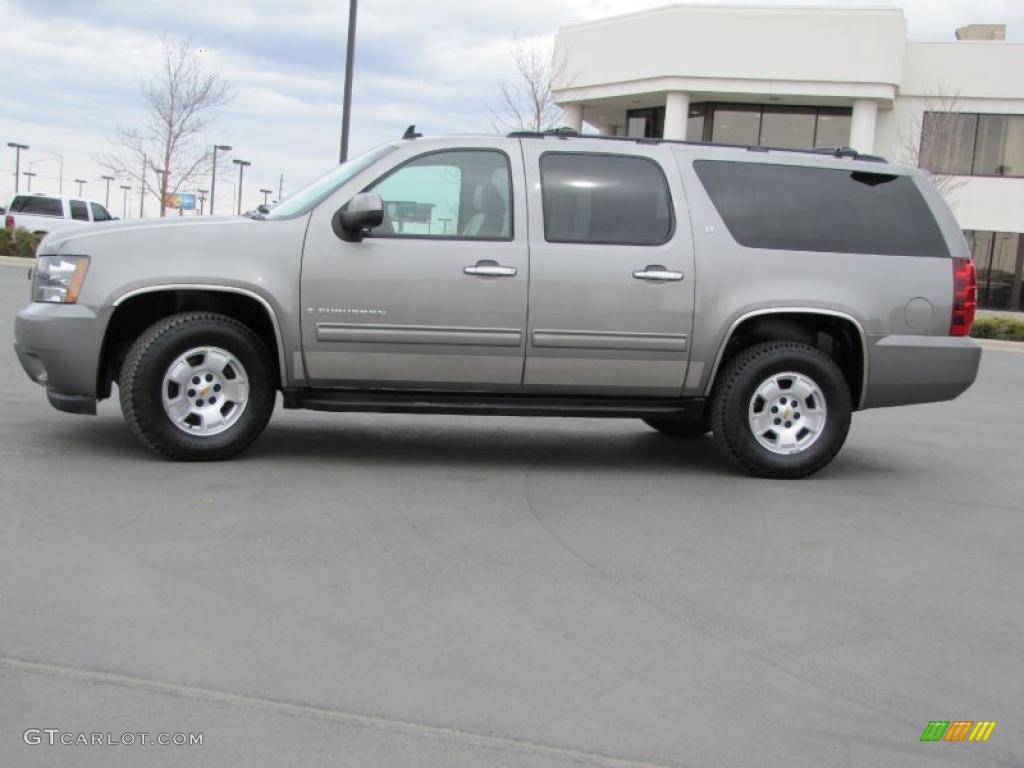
[920, 721, 997, 742]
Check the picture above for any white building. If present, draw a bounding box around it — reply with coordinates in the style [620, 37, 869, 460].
[552, 4, 1024, 311]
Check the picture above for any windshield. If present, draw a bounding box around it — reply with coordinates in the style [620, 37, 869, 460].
[265, 145, 396, 219]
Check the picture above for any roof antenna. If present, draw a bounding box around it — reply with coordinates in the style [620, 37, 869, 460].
[402, 125, 422, 140]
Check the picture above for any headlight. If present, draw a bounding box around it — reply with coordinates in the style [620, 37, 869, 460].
[32, 256, 90, 303]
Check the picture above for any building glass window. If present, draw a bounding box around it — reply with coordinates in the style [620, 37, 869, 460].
[687, 104, 705, 141]
[623, 102, 852, 148]
[759, 108, 816, 149]
[965, 230, 1024, 311]
[813, 110, 853, 148]
[711, 106, 762, 145]
[919, 112, 1024, 177]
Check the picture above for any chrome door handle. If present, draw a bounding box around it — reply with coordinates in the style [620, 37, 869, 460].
[633, 265, 684, 282]
[464, 262, 517, 277]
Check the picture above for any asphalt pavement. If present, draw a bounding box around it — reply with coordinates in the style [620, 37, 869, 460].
[0, 260, 1021, 767]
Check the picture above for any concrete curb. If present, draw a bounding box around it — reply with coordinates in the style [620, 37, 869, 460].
[977, 338, 1024, 352]
[0, 255, 33, 268]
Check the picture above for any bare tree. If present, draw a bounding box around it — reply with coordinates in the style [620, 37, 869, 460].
[99, 36, 231, 216]
[490, 36, 572, 134]
[896, 88, 968, 198]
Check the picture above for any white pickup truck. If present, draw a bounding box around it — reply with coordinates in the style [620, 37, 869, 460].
[4, 193, 115, 239]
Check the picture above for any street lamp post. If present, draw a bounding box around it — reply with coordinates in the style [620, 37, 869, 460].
[197, 189, 208, 215]
[260, 188, 273, 207]
[152, 167, 167, 216]
[100, 175, 115, 208]
[7, 142, 29, 194]
[232, 159, 251, 215]
[120, 185, 131, 219]
[210, 144, 232, 215]
[22, 171, 36, 192]
[339, 0, 358, 162]
[34, 148, 64, 194]
[74, 179, 87, 196]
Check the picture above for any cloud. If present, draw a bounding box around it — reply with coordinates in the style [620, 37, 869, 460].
[2, 0, 1021, 212]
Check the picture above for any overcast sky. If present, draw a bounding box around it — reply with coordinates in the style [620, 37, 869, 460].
[1, 0, 1020, 215]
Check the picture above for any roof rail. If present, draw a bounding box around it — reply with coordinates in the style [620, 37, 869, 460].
[506, 129, 888, 163]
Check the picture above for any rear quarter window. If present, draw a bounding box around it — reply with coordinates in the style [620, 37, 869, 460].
[694, 160, 950, 257]
[9, 196, 63, 217]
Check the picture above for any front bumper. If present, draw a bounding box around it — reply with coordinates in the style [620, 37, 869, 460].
[863, 334, 982, 409]
[14, 301, 110, 414]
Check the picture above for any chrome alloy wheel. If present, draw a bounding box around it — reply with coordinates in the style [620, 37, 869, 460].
[161, 346, 249, 436]
[747, 371, 827, 455]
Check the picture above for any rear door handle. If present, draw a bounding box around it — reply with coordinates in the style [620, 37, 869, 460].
[464, 260, 517, 277]
[633, 265, 684, 282]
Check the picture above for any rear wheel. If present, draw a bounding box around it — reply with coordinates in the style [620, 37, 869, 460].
[642, 415, 710, 438]
[119, 312, 275, 460]
[710, 341, 851, 478]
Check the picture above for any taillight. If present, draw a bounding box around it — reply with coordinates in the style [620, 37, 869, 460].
[950, 257, 976, 337]
[4, 214, 13, 232]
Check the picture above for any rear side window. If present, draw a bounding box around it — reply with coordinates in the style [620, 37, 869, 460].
[540, 153, 673, 245]
[90, 203, 112, 221]
[694, 160, 949, 257]
[9, 195, 62, 217]
[69, 200, 89, 221]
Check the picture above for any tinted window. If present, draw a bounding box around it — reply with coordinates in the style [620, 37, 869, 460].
[69, 200, 89, 221]
[368, 150, 511, 239]
[90, 203, 112, 221]
[540, 153, 673, 245]
[9, 195, 62, 216]
[695, 160, 949, 257]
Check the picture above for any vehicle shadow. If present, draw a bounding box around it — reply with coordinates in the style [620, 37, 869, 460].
[53, 410, 902, 480]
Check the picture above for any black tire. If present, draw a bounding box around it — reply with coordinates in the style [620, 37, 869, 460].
[642, 414, 710, 437]
[710, 341, 851, 478]
[119, 312, 275, 460]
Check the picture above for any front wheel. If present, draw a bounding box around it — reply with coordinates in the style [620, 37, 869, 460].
[710, 341, 851, 478]
[119, 312, 276, 460]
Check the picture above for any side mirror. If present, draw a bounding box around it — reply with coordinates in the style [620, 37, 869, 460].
[332, 192, 384, 242]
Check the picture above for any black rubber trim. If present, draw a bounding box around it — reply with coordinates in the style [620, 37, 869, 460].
[47, 391, 97, 415]
[283, 388, 706, 419]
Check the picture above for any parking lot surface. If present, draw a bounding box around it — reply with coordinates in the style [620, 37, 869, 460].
[1, 261, 1021, 767]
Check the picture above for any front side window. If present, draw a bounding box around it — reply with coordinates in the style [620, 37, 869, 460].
[69, 200, 89, 221]
[90, 203, 112, 221]
[9, 195, 62, 216]
[540, 153, 673, 245]
[695, 160, 949, 258]
[367, 150, 511, 239]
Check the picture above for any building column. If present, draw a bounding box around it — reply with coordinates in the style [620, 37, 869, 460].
[662, 91, 690, 140]
[849, 98, 878, 153]
[561, 103, 583, 133]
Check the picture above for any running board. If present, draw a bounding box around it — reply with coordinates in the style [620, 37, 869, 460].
[282, 388, 705, 419]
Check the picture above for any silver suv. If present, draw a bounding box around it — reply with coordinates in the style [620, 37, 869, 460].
[13, 130, 981, 477]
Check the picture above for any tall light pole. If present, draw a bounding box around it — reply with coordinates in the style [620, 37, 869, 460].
[74, 179, 87, 196]
[7, 142, 29, 194]
[339, 0, 358, 162]
[210, 144, 232, 215]
[260, 188, 273, 206]
[120, 184, 131, 219]
[197, 189, 208, 215]
[100, 175, 115, 208]
[22, 171, 36, 192]
[35, 148, 64, 194]
[232, 158, 250, 215]
[152, 167, 167, 216]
